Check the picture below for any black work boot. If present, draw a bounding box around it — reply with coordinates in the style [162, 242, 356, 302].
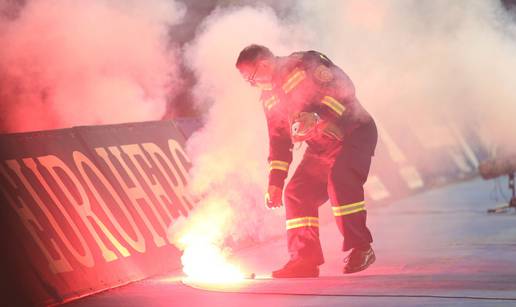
[343, 246, 376, 274]
[272, 258, 319, 278]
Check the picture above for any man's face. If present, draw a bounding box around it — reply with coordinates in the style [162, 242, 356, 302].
[239, 60, 273, 87]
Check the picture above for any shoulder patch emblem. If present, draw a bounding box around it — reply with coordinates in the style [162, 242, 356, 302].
[314, 65, 333, 83]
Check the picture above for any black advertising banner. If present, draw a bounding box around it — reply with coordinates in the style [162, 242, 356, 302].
[0, 121, 194, 306]
[0, 117, 481, 306]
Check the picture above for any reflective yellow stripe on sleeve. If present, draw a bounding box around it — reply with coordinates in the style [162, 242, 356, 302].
[332, 201, 366, 216]
[286, 216, 319, 230]
[321, 96, 346, 116]
[263, 95, 278, 111]
[282, 69, 306, 93]
[269, 160, 289, 172]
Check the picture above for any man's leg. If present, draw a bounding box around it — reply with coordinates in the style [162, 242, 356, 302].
[328, 121, 377, 273]
[272, 152, 329, 278]
[328, 149, 373, 251]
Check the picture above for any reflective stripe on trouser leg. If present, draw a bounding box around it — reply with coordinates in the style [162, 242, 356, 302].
[284, 153, 329, 265]
[331, 201, 371, 251]
[328, 122, 377, 251]
[286, 216, 319, 229]
[332, 201, 366, 216]
[286, 217, 321, 265]
[329, 154, 373, 251]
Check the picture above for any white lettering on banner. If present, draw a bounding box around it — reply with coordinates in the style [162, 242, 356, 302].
[72, 151, 146, 257]
[142, 142, 194, 212]
[0, 163, 74, 274]
[26, 157, 96, 267]
[166, 140, 196, 208]
[109, 145, 176, 244]
[97, 147, 166, 247]
[167, 140, 190, 185]
[399, 166, 424, 189]
[449, 150, 473, 173]
[364, 175, 390, 200]
[67, 151, 145, 262]
[448, 123, 479, 169]
[412, 120, 478, 173]
[1, 138, 193, 273]
[120, 144, 175, 222]
[377, 123, 424, 190]
[377, 123, 406, 163]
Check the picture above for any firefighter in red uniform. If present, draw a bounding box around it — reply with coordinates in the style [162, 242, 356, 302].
[236, 44, 378, 278]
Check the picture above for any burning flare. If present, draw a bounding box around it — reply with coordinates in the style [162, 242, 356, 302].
[180, 237, 245, 283]
[172, 197, 246, 283]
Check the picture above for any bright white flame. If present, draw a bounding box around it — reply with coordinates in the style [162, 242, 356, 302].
[180, 238, 245, 283]
[171, 198, 247, 283]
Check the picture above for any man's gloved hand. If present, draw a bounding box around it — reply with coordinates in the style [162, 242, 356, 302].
[265, 184, 283, 209]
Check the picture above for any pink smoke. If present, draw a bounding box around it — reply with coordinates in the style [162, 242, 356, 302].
[0, 0, 185, 133]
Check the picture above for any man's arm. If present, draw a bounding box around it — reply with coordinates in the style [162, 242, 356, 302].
[261, 93, 293, 207]
[266, 112, 293, 188]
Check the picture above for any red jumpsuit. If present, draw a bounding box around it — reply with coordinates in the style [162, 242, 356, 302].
[261, 51, 378, 265]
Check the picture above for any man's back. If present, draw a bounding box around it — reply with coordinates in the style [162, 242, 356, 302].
[262, 50, 373, 152]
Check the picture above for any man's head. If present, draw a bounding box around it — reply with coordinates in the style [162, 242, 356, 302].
[236, 44, 275, 87]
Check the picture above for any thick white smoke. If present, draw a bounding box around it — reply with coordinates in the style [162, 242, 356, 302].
[179, 0, 516, 252]
[180, 5, 303, 247]
[0, 0, 185, 133]
[295, 0, 516, 154]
